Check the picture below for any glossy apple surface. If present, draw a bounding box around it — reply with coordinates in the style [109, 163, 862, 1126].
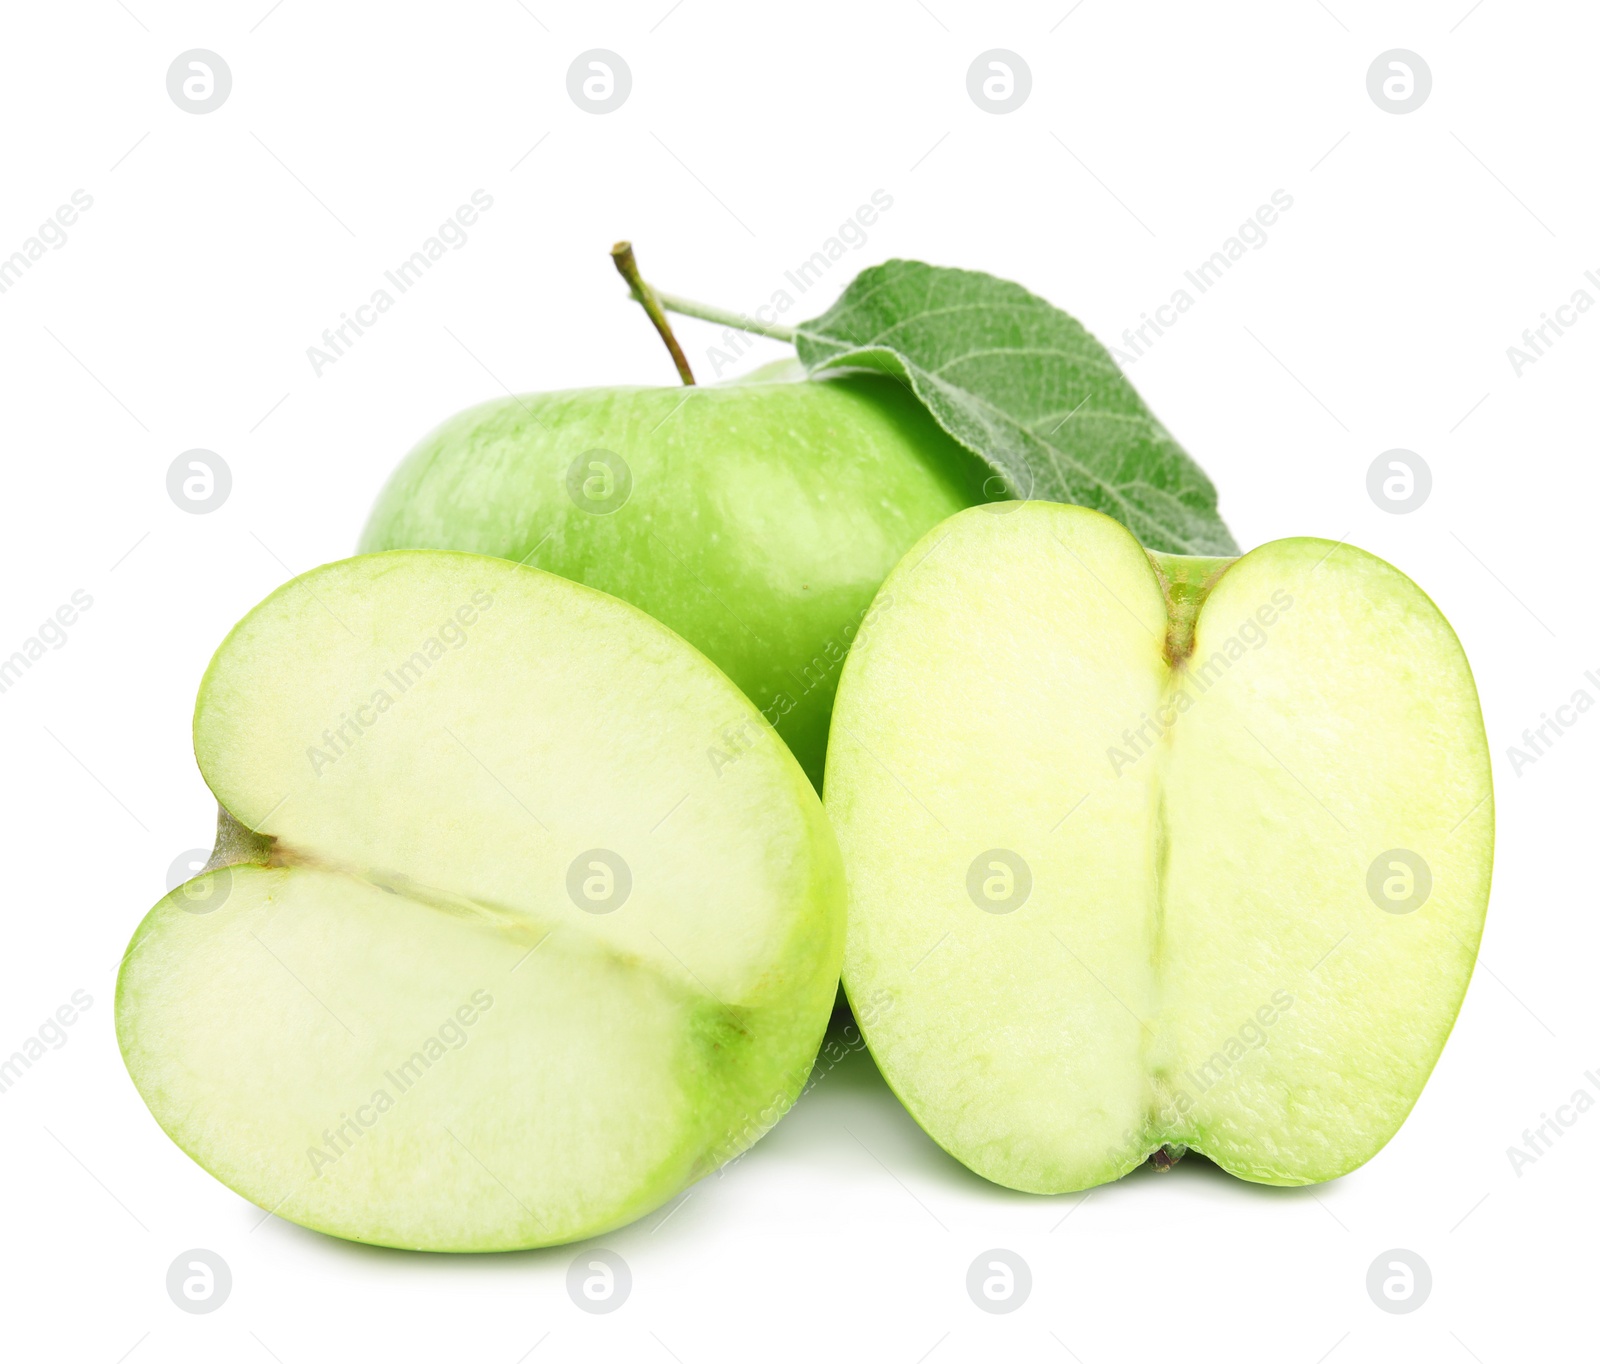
[360, 373, 984, 786]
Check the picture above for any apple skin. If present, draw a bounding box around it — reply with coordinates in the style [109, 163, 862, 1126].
[359, 374, 985, 787]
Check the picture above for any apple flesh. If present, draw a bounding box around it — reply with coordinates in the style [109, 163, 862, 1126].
[359, 373, 985, 788]
[824, 503, 1493, 1190]
[116, 551, 844, 1250]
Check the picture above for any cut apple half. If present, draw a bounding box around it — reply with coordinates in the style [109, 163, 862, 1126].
[824, 503, 1493, 1190]
[117, 552, 844, 1250]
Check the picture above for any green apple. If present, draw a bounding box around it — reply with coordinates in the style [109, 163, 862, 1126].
[824, 502, 1493, 1190]
[116, 551, 844, 1250]
[359, 372, 986, 788]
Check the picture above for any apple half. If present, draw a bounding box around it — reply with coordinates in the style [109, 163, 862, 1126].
[116, 552, 844, 1250]
[824, 503, 1493, 1190]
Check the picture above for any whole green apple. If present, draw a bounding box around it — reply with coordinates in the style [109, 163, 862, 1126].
[359, 371, 985, 787]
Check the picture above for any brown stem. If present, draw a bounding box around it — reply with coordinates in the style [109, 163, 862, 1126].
[611, 241, 696, 386]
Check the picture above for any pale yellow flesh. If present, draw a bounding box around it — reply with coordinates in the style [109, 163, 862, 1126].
[117, 552, 844, 1249]
[195, 553, 825, 1003]
[121, 866, 707, 1248]
[824, 503, 1492, 1190]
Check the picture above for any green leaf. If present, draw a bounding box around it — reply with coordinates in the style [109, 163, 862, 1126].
[793, 260, 1238, 556]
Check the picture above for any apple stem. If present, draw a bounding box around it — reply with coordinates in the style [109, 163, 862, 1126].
[651, 290, 798, 345]
[611, 241, 698, 385]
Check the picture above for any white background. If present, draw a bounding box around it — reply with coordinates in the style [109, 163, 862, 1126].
[1, 2, 1594, 1360]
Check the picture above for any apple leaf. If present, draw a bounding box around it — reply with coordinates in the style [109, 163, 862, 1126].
[793, 260, 1238, 556]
